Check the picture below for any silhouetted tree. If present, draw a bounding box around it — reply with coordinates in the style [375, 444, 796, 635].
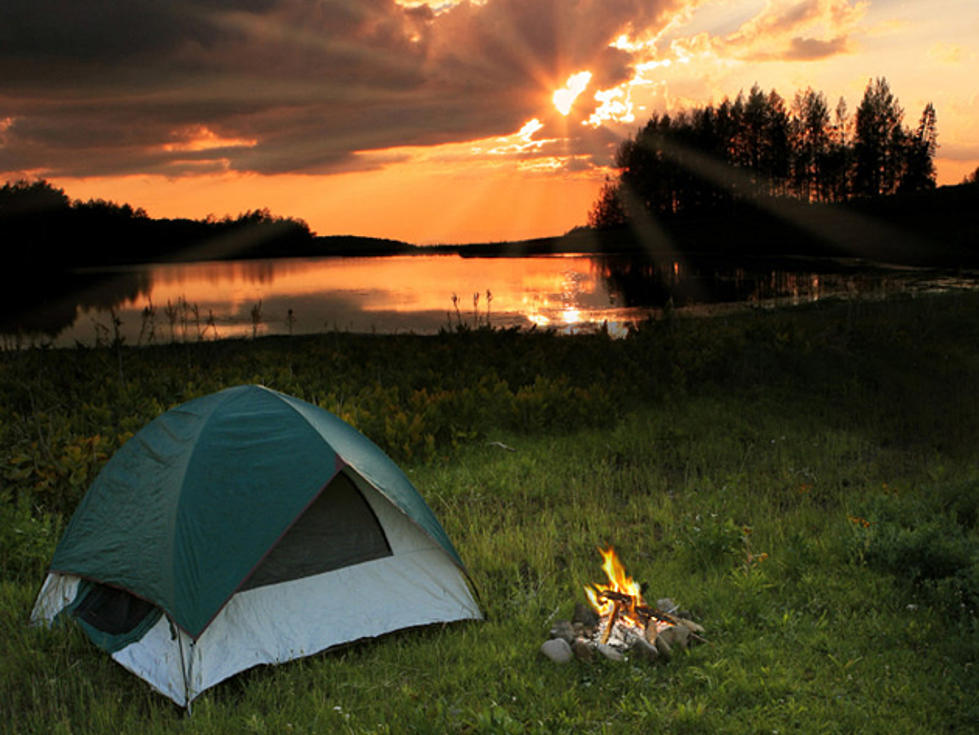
[1, 180, 73, 266]
[822, 97, 852, 203]
[739, 85, 768, 192]
[791, 88, 831, 202]
[763, 90, 792, 197]
[853, 77, 906, 197]
[588, 177, 626, 228]
[899, 102, 938, 193]
[0, 179, 71, 215]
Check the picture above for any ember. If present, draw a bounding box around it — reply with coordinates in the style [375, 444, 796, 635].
[541, 547, 706, 665]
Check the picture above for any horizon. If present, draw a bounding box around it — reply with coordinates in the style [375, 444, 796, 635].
[2, 1, 977, 245]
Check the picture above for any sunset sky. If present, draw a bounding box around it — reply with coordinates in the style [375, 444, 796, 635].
[2, 0, 977, 244]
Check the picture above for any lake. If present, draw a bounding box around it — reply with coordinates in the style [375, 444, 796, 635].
[5, 253, 978, 347]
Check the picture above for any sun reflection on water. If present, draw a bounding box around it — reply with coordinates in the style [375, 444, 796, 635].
[16, 252, 975, 348]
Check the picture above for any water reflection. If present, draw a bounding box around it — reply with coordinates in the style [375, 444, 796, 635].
[593, 253, 950, 312]
[597, 254, 829, 308]
[1, 269, 153, 340]
[3, 253, 976, 347]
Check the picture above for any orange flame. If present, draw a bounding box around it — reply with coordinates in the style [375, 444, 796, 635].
[583, 546, 647, 631]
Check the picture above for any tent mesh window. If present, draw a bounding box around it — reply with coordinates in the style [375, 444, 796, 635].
[72, 582, 158, 635]
[241, 471, 392, 591]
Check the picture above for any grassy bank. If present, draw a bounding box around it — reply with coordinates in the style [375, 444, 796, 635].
[2, 292, 978, 733]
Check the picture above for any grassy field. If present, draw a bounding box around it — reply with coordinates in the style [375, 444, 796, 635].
[2, 292, 978, 733]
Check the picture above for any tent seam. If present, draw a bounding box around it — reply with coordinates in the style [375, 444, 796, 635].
[166, 387, 257, 634]
[265, 386, 472, 576]
[189, 465, 346, 638]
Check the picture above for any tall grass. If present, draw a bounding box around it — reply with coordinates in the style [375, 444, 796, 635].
[1, 291, 978, 732]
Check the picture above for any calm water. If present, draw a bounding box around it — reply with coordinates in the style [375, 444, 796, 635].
[6, 253, 978, 347]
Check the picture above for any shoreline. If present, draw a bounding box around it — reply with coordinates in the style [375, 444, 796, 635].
[4, 183, 978, 271]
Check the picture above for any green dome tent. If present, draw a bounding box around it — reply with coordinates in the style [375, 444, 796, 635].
[31, 385, 481, 707]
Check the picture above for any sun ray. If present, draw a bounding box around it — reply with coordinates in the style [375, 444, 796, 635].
[552, 71, 593, 116]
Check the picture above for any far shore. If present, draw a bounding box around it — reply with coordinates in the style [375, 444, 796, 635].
[224, 183, 979, 269]
[4, 182, 978, 273]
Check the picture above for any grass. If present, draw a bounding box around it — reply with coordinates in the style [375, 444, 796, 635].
[2, 291, 978, 733]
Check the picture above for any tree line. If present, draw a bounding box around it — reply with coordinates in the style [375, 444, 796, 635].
[0, 179, 315, 271]
[590, 77, 938, 227]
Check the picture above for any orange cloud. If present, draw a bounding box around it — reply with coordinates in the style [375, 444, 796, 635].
[927, 42, 967, 65]
[161, 126, 258, 153]
[718, 0, 867, 61]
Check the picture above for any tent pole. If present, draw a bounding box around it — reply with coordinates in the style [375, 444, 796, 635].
[170, 615, 192, 713]
[186, 639, 196, 715]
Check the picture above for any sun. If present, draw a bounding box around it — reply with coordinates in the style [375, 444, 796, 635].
[552, 71, 593, 116]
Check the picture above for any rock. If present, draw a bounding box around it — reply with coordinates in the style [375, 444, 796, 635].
[573, 602, 599, 628]
[656, 598, 678, 615]
[677, 618, 705, 635]
[548, 620, 576, 643]
[571, 638, 594, 662]
[630, 636, 659, 663]
[658, 625, 690, 651]
[540, 638, 574, 664]
[596, 643, 624, 662]
[654, 634, 672, 660]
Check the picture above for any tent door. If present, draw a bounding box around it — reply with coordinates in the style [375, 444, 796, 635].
[240, 470, 392, 591]
[64, 581, 162, 652]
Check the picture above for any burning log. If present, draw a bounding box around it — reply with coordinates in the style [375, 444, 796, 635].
[591, 587, 680, 628]
[600, 600, 622, 645]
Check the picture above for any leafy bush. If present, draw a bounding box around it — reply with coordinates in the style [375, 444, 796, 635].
[847, 491, 979, 617]
[677, 514, 743, 572]
[510, 375, 615, 434]
[0, 491, 61, 583]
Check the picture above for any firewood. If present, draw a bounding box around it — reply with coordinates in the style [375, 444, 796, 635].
[600, 601, 622, 644]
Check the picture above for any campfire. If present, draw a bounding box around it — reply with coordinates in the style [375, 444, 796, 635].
[541, 547, 706, 664]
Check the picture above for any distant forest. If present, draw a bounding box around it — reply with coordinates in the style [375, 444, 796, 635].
[0, 180, 418, 272]
[0, 179, 321, 270]
[590, 77, 940, 227]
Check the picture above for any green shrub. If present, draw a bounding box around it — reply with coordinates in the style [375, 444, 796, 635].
[510, 375, 614, 433]
[847, 491, 979, 617]
[677, 514, 743, 572]
[0, 491, 60, 583]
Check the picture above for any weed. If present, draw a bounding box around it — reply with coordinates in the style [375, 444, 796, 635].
[163, 299, 178, 342]
[451, 293, 461, 327]
[206, 309, 219, 340]
[137, 301, 156, 346]
[250, 300, 263, 339]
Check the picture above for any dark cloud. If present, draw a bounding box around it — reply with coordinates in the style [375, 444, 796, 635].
[563, 156, 601, 173]
[0, 0, 274, 64]
[785, 35, 849, 60]
[0, 0, 679, 178]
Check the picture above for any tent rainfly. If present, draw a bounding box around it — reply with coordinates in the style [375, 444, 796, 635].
[31, 384, 482, 707]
